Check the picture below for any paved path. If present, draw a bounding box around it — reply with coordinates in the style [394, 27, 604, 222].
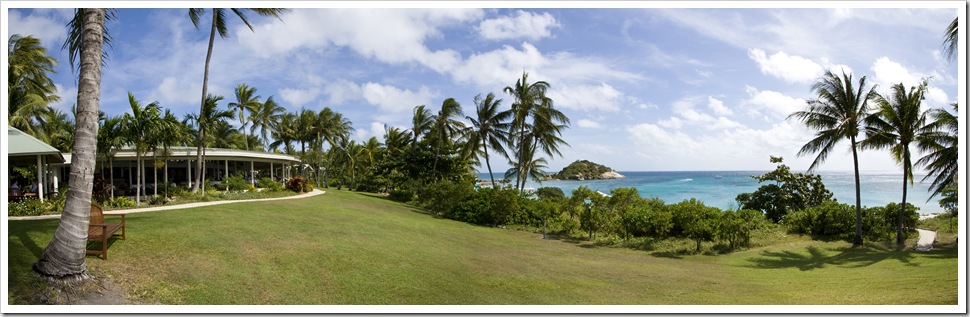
[914, 229, 937, 251]
[8, 189, 326, 221]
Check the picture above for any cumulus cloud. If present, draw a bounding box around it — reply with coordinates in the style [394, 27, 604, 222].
[548, 83, 625, 112]
[577, 119, 603, 129]
[145, 77, 204, 112]
[747, 49, 825, 84]
[7, 10, 67, 47]
[870, 56, 950, 106]
[707, 97, 732, 116]
[670, 96, 744, 130]
[279, 87, 323, 108]
[324, 79, 363, 105]
[743, 86, 806, 118]
[236, 9, 482, 73]
[355, 121, 387, 142]
[477, 10, 560, 41]
[360, 82, 436, 113]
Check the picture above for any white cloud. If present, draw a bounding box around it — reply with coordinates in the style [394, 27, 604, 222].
[657, 117, 683, 129]
[356, 121, 387, 142]
[743, 86, 806, 118]
[324, 79, 362, 105]
[145, 77, 203, 112]
[707, 97, 732, 116]
[7, 10, 67, 47]
[747, 49, 824, 84]
[577, 119, 603, 129]
[670, 96, 743, 130]
[548, 83, 624, 112]
[477, 10, 560, 41]
[360, 82, 436, 113]
[870, 56, 950, 106]
[237, 9, 482, 73]
[279, 87, 322, 108]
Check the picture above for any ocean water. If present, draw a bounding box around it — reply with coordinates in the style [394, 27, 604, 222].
[478, 171, 943, 215]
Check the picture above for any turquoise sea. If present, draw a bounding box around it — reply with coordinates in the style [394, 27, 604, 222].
[478, 171, 943, 215]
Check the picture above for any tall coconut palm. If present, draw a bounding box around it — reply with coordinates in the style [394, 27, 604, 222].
[97, 114, 125, 198]
[862, 80, 930, 245]
[294, 109, 318, 178]
[789, 70, 878, 247]
[411, 105, 434, 143]
[39, 107, 75, 152]
[188, 8, 287, 192]
[250, 95, 284, 152]
[184, 94, 234, 191]
[517, 100, 570, 192]
[269, 111, 298, 154]
[917, 103, 959, 199]
[122, 92, 162, 205]
[156, 110, 187, 197]
[383, 125, 412, 155]
[463, 93, 512, 188]
[228, 83, 261, 150]
[503, 72, 552, 191]
[943, 17, 958, 62]
[33, 8, 111, 281]
[8, 34, 60, 138]
[429, 98, 466, 180]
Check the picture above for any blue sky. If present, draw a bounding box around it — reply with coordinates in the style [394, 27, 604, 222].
[4, 2, 964, 173]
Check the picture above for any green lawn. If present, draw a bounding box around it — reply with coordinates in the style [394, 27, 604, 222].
[7, 190, 959, 305]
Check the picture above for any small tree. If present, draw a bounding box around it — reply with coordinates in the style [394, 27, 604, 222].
[736, 156, 833, 223]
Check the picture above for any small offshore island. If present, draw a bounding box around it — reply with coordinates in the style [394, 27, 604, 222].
[547, 160, 625, 181]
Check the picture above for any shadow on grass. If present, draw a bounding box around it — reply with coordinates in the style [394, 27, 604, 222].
[745, 244, 921, 271]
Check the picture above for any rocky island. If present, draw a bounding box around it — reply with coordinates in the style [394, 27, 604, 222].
[548, 160, 625, 180]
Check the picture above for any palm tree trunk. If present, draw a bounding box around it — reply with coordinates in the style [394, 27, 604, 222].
[850, 136, 863, 247]
[136, 152, 141, 205]
[483, 137, 496, 188]
[153, 152, 158, 197]
[33, 8, 105, 280]
[164, 157, 169, 198]
[193, 9, 218, 193]
[898, 149, 910, 245]
[109, 157, 115, 199]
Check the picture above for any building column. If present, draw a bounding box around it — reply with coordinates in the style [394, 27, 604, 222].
[36, 155, 45, 201]
[224, 159, 228, 180]
[270, 162, 274, 181]
[187, 159, 192, 187]
[250, 161, 255, 186]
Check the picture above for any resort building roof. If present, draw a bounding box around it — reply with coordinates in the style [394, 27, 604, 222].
[7, 127, 65, 164]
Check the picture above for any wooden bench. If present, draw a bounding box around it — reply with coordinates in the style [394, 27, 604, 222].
[87, 203, 125, 260]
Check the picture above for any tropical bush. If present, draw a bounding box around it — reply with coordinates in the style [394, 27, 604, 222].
[286, 176, 313, 193]
[259, 177, 284, 192]
[222, 175, 251, 191]
[736, 156, 833, 223]
[388, 189, 414, 202]
[8, 198, 47, 216]
[104, 196, 138, 208]
[785, 201, 918, 241]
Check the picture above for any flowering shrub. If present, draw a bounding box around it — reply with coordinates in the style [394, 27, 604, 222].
[286, 176, 313, 193]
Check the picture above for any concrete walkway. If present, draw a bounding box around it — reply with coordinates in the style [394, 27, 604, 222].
[914, 229, 937, 251]
[8, 189, 326, 221]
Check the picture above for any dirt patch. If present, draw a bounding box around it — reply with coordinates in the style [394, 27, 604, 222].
[25, 274, 156, 305]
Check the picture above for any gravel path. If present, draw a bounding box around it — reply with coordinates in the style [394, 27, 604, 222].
[914, 229, 936, 251]
[8, 189, 326, 221]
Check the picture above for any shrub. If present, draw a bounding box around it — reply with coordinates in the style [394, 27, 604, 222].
[535, 187, 565, 202]
[286, 176, 314, 193]
[388, 189, 414, 202]
[259, 177, 285, 192]
[223, 175, 250, 191]
[419, 180, 475, 216]
[105, 196, 137, 208]
[167, 184, 190, 198]
[8, 198, 46, 216]
[93, 178, 111, 203]
[148, 195, 167, 206]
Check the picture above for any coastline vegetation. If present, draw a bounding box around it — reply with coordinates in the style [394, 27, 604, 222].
[5, 9, 959, 305]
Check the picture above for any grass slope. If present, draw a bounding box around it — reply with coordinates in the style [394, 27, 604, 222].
[7, 190, 959, 305]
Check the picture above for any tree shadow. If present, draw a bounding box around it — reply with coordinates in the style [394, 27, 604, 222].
[745, 245, 918, 271]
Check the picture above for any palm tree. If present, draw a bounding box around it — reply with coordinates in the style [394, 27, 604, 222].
[463, 93, 512, 188]
[8, 34, 60, 138]
[33, 8, 111, 281]
[122, 92, 162, 205]
[862, 80, 930, 245]
[383, 125, 412, 155]
[250, 95, 284, 152]
[228, 83, 262, 150]
[188, 8, 287, 192]
[411, 105, 434, 143]
[184, 94, 234, 191]
[503, 72, 552, 191]
[295, 109, 318, 178]
[916, 103, 958, 199]
[155, 109, 187, 197]
[789, 70, 878, 247]
[39, 107, 75, 152]
[97, 114, 125, 198]
[429, 98, 466, 180]
[269, 111, 298, 154]
[943, 17, 958, 62]
[517, 101, 570, 192]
